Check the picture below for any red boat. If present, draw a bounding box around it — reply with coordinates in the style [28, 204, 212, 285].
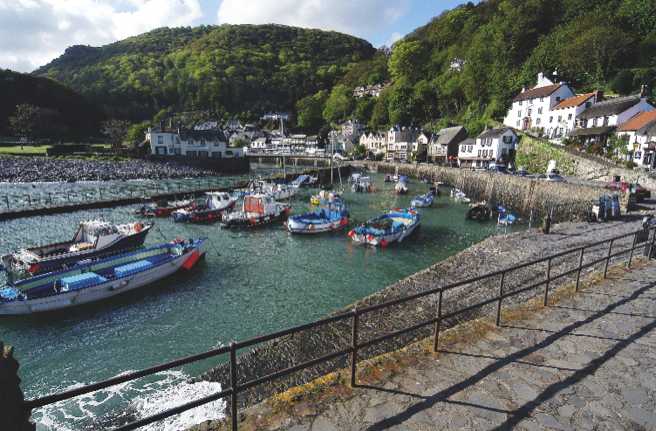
[137, 199, 193, 217]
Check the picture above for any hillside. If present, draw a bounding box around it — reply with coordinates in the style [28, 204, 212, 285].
[34, 25, 377, 122]
[338, 0, 656, 133]
[0, 69, 103, 139]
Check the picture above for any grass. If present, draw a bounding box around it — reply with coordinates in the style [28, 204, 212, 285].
[515, 134, 577, 175]
[0, 145, 50, 155]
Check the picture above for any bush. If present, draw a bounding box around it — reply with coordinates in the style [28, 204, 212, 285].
[624, 160, 636, 169]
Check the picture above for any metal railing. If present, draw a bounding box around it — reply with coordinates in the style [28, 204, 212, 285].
[23, 226, 656, 430]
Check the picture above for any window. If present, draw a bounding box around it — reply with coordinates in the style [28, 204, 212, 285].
[186, 151, 197, 157]
[174, 148, 181, 155]
[168, 148, 174, 155]
[536, 118, 541, 125]
[556, 97, 561, 102]
[635, 152, 642, 160]
[516, 120, 521, 127]
[593, 118, 598, 127]
[478, 150, 482, 157]
[538, 107, 543, 114]
[585, 102, 592, 108]
[568, 113, 573, 120]
[157, 136, 163, 145]
[550, 116, 553, 123]
[519, 101, 523, 106]
[156, 146, 167, 155]
[198, 151, 209, 157]
[212, 152, 222, 158]
[558, 116, 562, 123]
[528, 108, 532, 117]
[517, 110, 521, 118]
[603, 117, 609, 126]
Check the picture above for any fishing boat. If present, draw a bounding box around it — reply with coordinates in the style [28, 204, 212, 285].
[384, 174, 393, 183]
[352, 176, 374, 193]
[395, 179, 409, 195]
[172, 192, 237, 223]
[0, 238, 206, 315]
[466, 202, 492, 221]
[348, 208, 420, 247]
[311, 190, 337, 206]
[221, 194, 291, 229]
[451, 188, 471, 203]
[290, 174, 319, 188]
[497, 205, 518, 226]
[136, 199, 193, 217]
[287, 197, 349, 234]
[1, 220, 152, 278]
[411, 191, 435, 208]
[253, 180, 298, 200]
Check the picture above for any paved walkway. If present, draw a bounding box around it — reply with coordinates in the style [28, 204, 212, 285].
[278, 262, 656, 430]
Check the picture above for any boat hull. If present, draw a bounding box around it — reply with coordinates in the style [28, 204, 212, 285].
[0, 246, 205, 316]
[287, 217, 348, 234]
[221, 208, 290, 229]
[173, 201, 235, 224]
[350, 222, 419, 246]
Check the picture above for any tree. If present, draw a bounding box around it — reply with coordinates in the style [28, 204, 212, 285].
[126, 121, 151, 148]
[322, 85, 354, 124]
[296, 90, 327, 132]
[9, 104, 41, 147]
[102, 119, 130, 151]
[611, 70, 635, 95]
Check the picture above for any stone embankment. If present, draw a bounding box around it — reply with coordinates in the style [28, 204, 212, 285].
[198, 212, 651, 412]
[369, 162, 603, 222]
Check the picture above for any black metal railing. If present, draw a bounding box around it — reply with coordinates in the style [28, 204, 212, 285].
[23, 226, 656, 430]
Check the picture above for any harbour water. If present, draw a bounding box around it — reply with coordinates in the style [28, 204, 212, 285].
[0, 173, 521, 430]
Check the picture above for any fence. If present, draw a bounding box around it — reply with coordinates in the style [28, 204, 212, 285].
[19, 225, 655, 430]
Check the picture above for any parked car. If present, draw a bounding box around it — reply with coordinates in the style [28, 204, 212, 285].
[607, 179, 651, 202]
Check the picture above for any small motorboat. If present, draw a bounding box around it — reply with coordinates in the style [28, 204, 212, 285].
[136, 199, 193, 217]
[0, 238, 206, 315]
[291, 175, 319, 188]
[384, 174, 393, 183]
[497, 205, 518, 226]
[221, 194, 291, 229]
[1, 220, 152, 280]
[287, 197, 349, 234]
[348, 208, 420, 247]
[451, 188, 471, 203]
[395, 180, 409, 195]
[466, 202, 492, 221]
[311, 190, 339, 206]
[411, 191, 435, 208]
[172, 192, 237, 223]
[241, 179, 298, 201]
[352, 176, 374, 193]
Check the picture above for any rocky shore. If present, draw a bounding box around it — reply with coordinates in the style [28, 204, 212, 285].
[0, 156, 216, 183]
[197, 211, 652, 412]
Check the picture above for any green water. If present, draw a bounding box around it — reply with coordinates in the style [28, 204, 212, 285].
[0, 173, 519, 430]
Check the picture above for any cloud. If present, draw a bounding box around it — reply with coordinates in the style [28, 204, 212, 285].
[385, 32, 403, 47]
[217, 0, 409, 41]
[0, 0, 202, 72]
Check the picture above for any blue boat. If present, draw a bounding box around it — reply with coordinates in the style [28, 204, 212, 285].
[411, 191, 435, 208]
[497, 205, 518, 226]
[287, 198, 349, 234]
[348, 208, 420, 247]
[0, 239, 207, 315]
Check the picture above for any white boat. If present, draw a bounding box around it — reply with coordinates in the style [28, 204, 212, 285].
[352, 176, 374, 193]
[251, 180, 298, 200]
[451, 189, 471, 203]
[411, 191, 435, 208]
[348, 208, 420, 247]
[172, 192, 237, 223]
[0, 239, 207, 315]
[287, 198, 349, 234]
[221, 194, 291, 229]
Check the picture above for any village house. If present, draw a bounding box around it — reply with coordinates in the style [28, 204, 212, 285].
[428, 126, 468, 165]
[569, 87, 655, 146]
[547, 92, 598, 142]
[359, 132, 387, 156]
[386, 126, 420, 162]
[147, 126, 242, 159]
[616, 111, 656, 168]
[458, 128, 518, 169]
[329, 119, 365, 153]
[503, 73, 576, 134]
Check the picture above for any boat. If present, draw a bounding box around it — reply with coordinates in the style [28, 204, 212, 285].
[1, 220, 152, 279]
[291, 174, 319, 188]
[395, 179, 409, 195]
[310, 190, 337, 206]
[411, 191, 435, 208]
[287, 197, 349, 234]
[451, 188, 471, 203]
[172, 192, 237, 223]
[348, 208, 420, 247]
[221, 194, 291, 229]
[497, 205, 518, 226]
[136, 199, 193, 217]
[384, 174, 393, 183]
[0, 238, 206, 315]
[466, 202, 492, 221]
[352, 176, 374, 193]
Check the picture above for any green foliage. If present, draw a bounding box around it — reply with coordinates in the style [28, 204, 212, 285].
[611, 70, 635, 95]
[126, 121, 150, 147]
[9, 104, 41, 141]
[515, 135, 576, 175]
[102, 119, 129, 150]
[295, 90, 327, 132]
[322, 84, 354, 124]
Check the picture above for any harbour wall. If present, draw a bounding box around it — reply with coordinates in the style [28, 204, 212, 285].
[368, 162, 603, 222]
[198, 216, 643, 410]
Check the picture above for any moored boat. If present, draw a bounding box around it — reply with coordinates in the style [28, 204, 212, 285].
[466, 202, 492, 221]
[411, 191, 435, 208]
[348, 208, 420, 247]
[1, 220, 152, 279]
[451, 188, 471, 203]
[172, 192, 237, 223]
[136, 199, 193, 217]
[395, 180, 409, 195]
[352, 176, 374, 193]
[287, 197, 349, 234]
[221, 194, 291, 229]
[497, 205, 518, 226]
[0, 238, 206, 315]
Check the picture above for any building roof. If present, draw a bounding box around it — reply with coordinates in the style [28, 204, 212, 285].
[569, 126, 616, 137]
[513, 84, 563, 102]
[459, 138, 475, 146]
[477, 127, 514, 139]
[577, 95, 641, 120]
[552, 93, 596, 110]
[436, 126, 467, 145]
[618, 111, 656, 132]
[179, 128, 227, 142]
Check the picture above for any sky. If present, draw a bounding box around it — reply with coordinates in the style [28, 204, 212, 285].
[0, 0, 468, 73]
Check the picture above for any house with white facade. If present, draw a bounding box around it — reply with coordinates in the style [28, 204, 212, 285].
[385, 126, 420, 162]
[503, 73, 575, 134]
[616, 111, 656, 168]
[148, 127, 242, 159]
[458, 128, 518, 169]
[359, 132, 387, 156]
[570, 87, 655, 145]
[547, 92, 598, 142]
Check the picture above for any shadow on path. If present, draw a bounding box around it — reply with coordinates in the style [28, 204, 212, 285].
[363, 280, 656, 430]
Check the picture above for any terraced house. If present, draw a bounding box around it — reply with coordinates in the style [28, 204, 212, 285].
[458, 128, 517, 169]
[616, 111, 656, 168]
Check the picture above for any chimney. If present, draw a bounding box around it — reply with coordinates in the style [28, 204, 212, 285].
[640, 84, 648, 99]
[594, 90, 604, 102]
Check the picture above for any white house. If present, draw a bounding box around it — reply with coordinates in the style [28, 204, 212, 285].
[148, 127, 242, 158]
[458, 128, 518, 169]
[570, 88, 655, 145]
[547, 92, 598, 142]
[503, 73, 575, 133]
[359, 132, 387, 155]
[616, 111, 656, 168]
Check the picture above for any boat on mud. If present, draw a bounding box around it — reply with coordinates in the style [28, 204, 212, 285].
[136, 199, 193, 217]
[1, 220, 152, 278]
[352, 176, 374, 193]
[497, 205, 518, 226]
[466, 202, 492, 221]
[287, 196, 349, 234]
[290, 174, 319, 188]
[221, 194, 291, 229]
[411, 190, 435, 208]
[395, 176, 409, 195]
[172, 192, 237, 223]
[0, 238, 206, 315]
[451, 188, 471, 203]
[348, 208, 420, 247]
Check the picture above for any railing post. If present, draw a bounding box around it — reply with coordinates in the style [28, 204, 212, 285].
[575, 247, 585, 291]
[229, 342, 238, 431]
[649, 229, 656, 260]
[543, 257, 552, 306]
[350, 307, 359, 388]
[0, 342, 36, 431]
[26, 194, 31, 207]
[628, 231, 638, 268]
[432, 289, 443, 352]
[496, 271, 506, 326]
[5, 195, 10, 210]
[604, 239, 614, 278]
